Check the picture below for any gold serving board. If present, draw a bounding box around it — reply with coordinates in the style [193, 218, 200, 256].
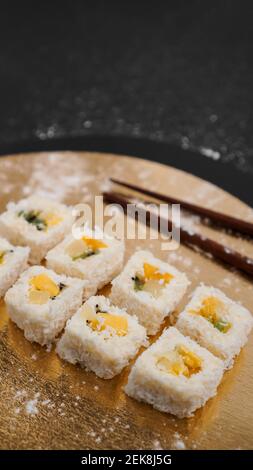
[0, 151, 253, 450]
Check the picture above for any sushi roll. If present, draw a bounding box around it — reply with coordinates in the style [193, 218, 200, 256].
[56, 295, 148, 379]
[176, 284, 253, 368]
[125, 326, 224, 418]
[46, 229, 125, 298]
[0, 237, 30, 298]
[0, 196, 73, 264]
[110, 250, 190, 335]
[5, 265, 85, 346]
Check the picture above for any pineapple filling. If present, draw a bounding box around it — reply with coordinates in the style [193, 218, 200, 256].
[17, 210, 62, 231]
[0, 249, 14, 265]
[65, 236, 108, 261]
[81, 304, 128, 337]
[189, 296, 231, 333]
[132, 262, 174, 297]
[28, 274, 66, 304]
[157, 344, 202, 377]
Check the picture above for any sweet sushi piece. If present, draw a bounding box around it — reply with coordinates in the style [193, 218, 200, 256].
[125, 326, 224, 418]
[5, 265, 84, 345]
[0, 196, 73, 264]
[0, 237, 30, 298]
[46, 230, 125, 298]
[176, 284, 253, 368]
[110, 250, 190, 335]
[56, 295, 147, 379]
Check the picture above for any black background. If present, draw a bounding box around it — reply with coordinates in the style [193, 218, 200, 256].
[0, 1, 252, 204]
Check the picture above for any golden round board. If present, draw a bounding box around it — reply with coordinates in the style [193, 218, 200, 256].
[0, 151, 253, 450]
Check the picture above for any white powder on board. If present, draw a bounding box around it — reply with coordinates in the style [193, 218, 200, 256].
[19, 153, 93, 201]
[138, 168, 153, 181]
[167, 251, 193, 269]
[41, 399, 51, 406]
[172, 432, 186, 450]
[25, 397, 39, 416]
[180, 212, 201, 232]
[13, 390, 55, 417]
[153, 439, 163, 450]
[15, 390, 27, 399]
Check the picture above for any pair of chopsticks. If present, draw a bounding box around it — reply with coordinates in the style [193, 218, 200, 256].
[103, 178, 253, 277]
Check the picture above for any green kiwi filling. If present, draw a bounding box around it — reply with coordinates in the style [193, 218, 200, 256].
[72, 248, 98, 261]
[18, 210, 47, 231]
[132, 275, 145, 291]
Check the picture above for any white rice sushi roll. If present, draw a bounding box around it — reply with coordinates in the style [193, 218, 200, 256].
[0, 196, 73, 264]
[176, 284, 253, 368]
[56, 295, 148, 379]
[46, 230, 125, 298]
[5, 265, 85, 346]
[125, 326, 224, 418]
[110, 250, 190, 335]
[0, 237, 30, 298]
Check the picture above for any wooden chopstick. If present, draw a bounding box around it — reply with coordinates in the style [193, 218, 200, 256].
[110, 178, 253, 237]
[103, 190, 253, 277]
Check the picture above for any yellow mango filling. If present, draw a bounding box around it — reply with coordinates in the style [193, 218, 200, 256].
[133, 262, 174, 297]
[28, 274, 62, 305]
[18, 209, 62, 231]
[81, 305, 128, 337]
[0, 249, 14, 265]
[91, 313, 128, 336]
[189, 296, 231, 333]
[157, 344, 202, 378]
[143, 263, 174, 283]
[0, 251, 6, 265]
[83, 237, 108, 250]
[42, 212, 63, 228]
[65, 236, 108, 261]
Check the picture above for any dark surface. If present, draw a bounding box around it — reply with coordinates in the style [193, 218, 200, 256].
[0, 1, 252, 204]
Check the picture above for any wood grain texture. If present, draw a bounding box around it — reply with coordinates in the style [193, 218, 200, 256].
[0, 151, 253, 450]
